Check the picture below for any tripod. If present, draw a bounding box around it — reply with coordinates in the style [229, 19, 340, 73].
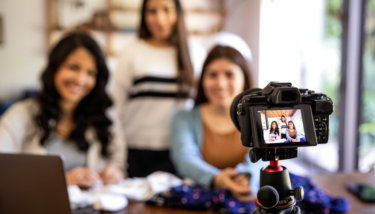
[251, 160, 303, 214]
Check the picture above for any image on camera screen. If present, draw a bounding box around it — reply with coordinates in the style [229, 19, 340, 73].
[258, 109, 307, 144]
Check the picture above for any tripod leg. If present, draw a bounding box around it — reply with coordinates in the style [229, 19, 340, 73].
[250, 207, 260, 214]
[292, 206, 301, 214]
[251, 205, 300, 214]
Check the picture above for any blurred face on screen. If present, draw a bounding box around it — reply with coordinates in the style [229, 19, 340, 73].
[288, 121, 295, 130]
[272, 122, 276, 129]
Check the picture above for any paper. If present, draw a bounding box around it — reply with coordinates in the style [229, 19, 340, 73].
[68, 171, 182, 210]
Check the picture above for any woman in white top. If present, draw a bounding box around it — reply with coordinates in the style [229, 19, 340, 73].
[279, 115, 288, 140]
[0, 31, 125, 189]
[268, 121, 281, 142]
[111, 0, 205, 177]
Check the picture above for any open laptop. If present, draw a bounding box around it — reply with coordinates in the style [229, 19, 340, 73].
[0, 153, 72, 214]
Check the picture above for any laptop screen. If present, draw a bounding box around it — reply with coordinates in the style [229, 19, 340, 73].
[0, 153, 71, 214]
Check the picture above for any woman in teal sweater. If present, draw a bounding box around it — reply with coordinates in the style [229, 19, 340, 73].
[171, 45, 265, 202]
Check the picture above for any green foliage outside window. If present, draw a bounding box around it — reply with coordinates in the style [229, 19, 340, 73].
[323, 0, 343, 138]
[359, 0, 375, 170]
[325, 0, 343, 39]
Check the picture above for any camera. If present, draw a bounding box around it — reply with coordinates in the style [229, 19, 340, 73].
[230, 82, 333, 162]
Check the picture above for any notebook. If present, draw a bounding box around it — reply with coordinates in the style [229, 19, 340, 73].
[0, 153, 72, 214]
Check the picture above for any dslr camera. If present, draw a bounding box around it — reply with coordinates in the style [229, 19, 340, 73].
[230, 82, 333, 162]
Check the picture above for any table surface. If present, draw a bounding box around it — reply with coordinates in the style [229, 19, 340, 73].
[311, 172, 375, 214]
[100, 172, 375, 214]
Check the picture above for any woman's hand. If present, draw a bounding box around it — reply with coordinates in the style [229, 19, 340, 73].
[213, 168, 256, 202]
[99, 164, 124, 185]
[232, 173, 257, 202]
[66, 167, 102, 189]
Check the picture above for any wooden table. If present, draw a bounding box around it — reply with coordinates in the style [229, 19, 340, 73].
[312, 172, 375, 214]
[125, 202, 216, 214]
[99, 172, 375, 214]
[100, 202, 215, 214]
[75, 201, 215, 214]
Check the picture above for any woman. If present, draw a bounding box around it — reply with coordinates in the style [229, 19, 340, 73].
[268, 121, 280, 142]
[279, 115, 287, 139]
[111, 0, 205, 177]
[0, 31, 125, 189]
[286, 121, 300, 142]
[171, 45, 264, 202]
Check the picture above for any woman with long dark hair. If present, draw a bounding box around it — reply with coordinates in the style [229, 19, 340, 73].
[0, 31, 125, 188]
[268, 121, 280, 142]
[111, 0, 205, 177]
[286, 121, 301, 142]
[171, 45, 264, 202]
[279, 115, 288, 139]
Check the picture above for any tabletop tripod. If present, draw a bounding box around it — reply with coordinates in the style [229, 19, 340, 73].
[251, 160, 303, 214]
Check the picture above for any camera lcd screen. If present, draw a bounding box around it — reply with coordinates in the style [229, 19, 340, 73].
[250, 105, 316, 147]
[259, 109, 306, 144]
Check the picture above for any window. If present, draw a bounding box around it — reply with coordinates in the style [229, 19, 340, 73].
[258, 0, 343, 174]
[359, 0, 375, 172]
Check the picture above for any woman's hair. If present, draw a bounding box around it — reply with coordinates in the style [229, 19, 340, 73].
[281, 115, 286, 122]
[138, 0, 194, 97]
[288, 121, 296, 130]
[269, 121, 280, 135]
[194, 45, 254, 106]
[35, 30, 113, 157]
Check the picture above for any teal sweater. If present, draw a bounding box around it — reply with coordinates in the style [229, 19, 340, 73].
[170, 107, 265, 193]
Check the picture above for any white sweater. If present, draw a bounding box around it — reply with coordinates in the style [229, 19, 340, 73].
[0, 99, 126, 172]
[110, 39, 206, 150]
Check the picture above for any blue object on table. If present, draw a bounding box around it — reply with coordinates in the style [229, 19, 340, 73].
[146, 173, 350, 214]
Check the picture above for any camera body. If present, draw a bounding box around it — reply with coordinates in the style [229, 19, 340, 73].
[230, 82, 333, 161]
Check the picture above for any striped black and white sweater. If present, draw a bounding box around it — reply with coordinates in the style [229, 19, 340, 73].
[110, 39, 206, 151]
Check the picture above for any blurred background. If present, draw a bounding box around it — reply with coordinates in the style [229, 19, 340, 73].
[0, 0, 374, 176]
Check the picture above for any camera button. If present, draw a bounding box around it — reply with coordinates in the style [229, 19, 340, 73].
[321, 122, 327, 130]
[320, 135, 328, 142]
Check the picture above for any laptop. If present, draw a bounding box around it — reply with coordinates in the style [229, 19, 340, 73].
[0, 153, 72, 214]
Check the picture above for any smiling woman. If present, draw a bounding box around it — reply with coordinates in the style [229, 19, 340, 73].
[202, 57, 245, 109]
[54, 48, 97, 109]
[53, 47, 99, 141]
[0, 31, 126, 189]
[171, 45, 265, 202]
